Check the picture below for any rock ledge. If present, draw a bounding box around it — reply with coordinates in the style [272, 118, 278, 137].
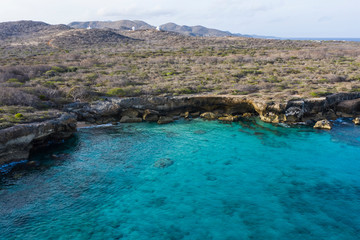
[0, 114, 77, 165]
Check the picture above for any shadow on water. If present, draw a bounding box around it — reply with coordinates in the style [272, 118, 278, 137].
[329, 118, 360, 147]
[237, 118, 313, 148]
[0, 134, 80, 185]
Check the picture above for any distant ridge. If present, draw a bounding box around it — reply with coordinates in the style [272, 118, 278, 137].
[68, 20, 236, 37]
[280, 37, 360, 42]
[158, 22, 233, 37]
[0, 20, 358, 41]
[69, 20, 154, 31]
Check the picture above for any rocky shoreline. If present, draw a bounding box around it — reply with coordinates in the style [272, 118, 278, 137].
[0, 113, 76, 166]
[64, 93, 360, 124]
[1, 93, 360, 166]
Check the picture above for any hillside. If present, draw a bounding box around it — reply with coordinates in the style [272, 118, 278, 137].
[159, 22, 233, 37]
[68, 20, 235, 37]
[0, 20, 360, 129]
[50, 29, 135, 48]
[0, 20, 71, 41]
[0, 20, 135, 52]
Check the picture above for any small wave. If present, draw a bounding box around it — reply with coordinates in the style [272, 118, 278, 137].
[0, 160, 28, 175]
[78, 123, 114, 129]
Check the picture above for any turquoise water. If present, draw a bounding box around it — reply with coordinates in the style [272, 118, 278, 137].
[1, 118, 360, 240]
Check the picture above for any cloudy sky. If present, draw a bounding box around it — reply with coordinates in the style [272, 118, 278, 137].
[1, 0, 359, 38]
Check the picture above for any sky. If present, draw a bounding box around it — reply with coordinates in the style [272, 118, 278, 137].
[0, 0, 359, 38]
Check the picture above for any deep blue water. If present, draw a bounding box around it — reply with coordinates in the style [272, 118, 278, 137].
[1, 118, 360, 240]
[283, 38, 360, 42]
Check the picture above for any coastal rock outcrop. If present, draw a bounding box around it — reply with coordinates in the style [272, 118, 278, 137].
[157, 116, 174, 124]
[218, 114, 239, 122]
[63, 93, 360, 125]
[313, 120, 332, 130]
[353, 117, 360, 125]
[120, 116, 142, 123]
[200, 112, 218, 120]
[3, 93, 360, 166]
[336, 98, 360, 114]
[0, 114, 77, 165]
[143, 109, 159, 122]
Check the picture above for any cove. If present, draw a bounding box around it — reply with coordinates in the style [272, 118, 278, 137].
[1, 118, 360, 240]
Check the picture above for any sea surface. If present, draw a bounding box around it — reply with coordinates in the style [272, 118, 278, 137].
[284, 38, 360, 42]
[1, 118, 360, 240]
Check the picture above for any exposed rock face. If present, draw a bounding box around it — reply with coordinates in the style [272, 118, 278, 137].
[200, 112, 218, 120]
[122, 109, 139, 118]
[3, 93, 360, 166]
[0, 114, 77, 165]
[64, 93, 360, 125]
[143, 109, 159, 122]
[120, 116, 142, 123]
[313, 120, 332, 130]
[190, 112, 200, 117]
[353, 117, 360, 125]
[337, 98, 360, 114]
[218, 115, 239, 122]
[157, 116, 174, 124]
[242, 113, 253, 118]
[183, 111, 190, 119]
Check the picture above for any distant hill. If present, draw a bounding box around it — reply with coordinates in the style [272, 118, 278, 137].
[69, 20, 154, 31]
[68, 20, 236, 37]
[0, 20, 70, 41]
[50, 29, 134, 48]
[159, 22, 234, 37]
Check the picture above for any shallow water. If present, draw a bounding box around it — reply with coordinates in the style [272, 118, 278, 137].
[1, 118, 360, 240]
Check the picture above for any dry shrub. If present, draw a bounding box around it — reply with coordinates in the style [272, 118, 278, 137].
[24, 86, 63, 99]
[0, 65, 51, 82]
[325, 74, 347, 83]
[0, 87, 40, 106]
[234, 84, 259, 94]
[66, 86, 96, 101]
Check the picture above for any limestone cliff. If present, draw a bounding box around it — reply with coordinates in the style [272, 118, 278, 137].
[64, 93, 360, 124]
[0, 114, 76, 165]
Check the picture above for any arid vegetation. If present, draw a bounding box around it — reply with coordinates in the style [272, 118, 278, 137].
[1, 26, 360, 128]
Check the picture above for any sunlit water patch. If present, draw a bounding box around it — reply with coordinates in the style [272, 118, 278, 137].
[1, 119, 360, 240]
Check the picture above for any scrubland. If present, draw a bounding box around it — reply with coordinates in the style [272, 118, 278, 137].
[1, 29, 360, 128]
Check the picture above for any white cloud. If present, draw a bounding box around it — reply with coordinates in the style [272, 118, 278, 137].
[97, 6, 174, 19]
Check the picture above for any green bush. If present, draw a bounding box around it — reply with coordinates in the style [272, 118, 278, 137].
[310, 91, 332, 97]
[7, 78, 20, 83]
[86, 73, 98, 81]
[161, 70, 179, 76]
[51, 66, 66, 73]
[233, 69, 263, 79]
[176, 87, 197, 94]
[67, 66, 78, 72]
[45, 70, 57, 77]
[107, 88, 126, 96]
[39, 95, 47, 101]
[350, 88, 360, 92]
[7, 78, 24, 85]
[14, 113, 24, 119]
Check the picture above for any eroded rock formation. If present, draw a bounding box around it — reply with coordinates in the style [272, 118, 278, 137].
[64, 93, 360, 125]
[2, 93, 360, 166]
[313, 120, 332, 130]
[0, 114, 76, 165]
